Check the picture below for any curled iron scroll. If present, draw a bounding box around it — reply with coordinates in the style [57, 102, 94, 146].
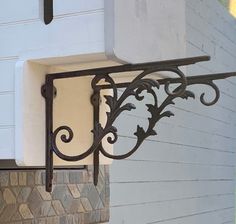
[196, 81, 220, 106]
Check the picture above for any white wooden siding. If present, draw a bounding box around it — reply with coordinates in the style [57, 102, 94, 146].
[109, 0, 236, 223]
[0, 1, 105, 159]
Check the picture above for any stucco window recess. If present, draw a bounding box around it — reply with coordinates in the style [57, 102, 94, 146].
[42, 55, 236, 192]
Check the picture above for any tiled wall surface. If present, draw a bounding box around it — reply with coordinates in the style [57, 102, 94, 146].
[0, 166, 109, 224]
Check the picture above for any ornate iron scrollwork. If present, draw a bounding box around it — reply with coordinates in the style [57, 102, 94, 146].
[42, 55, 236, 192]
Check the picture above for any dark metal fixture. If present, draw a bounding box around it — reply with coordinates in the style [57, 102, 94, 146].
[44, 0, 53, 25]
[42, 55, 236, 192]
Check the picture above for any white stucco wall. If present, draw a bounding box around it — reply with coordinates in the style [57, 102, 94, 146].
[109, 0, 236, 223]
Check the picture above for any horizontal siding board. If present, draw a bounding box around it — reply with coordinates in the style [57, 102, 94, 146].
[0, 128, 14, 159]
[113, 137, 235, 166]
[147, 207, 234, 224]
[115, 114, 236, 153]
[0, 94, 14, 126]
[110, 181, 234, 206]
[119, 101, 236, 141]
[186, 3, 236, 56]
[110, 160, 234, 182]
[54, 0, 104, 16]
[0, 0, 103, 25]
[0, 1, 39, 24]
[0, 60, 16, 92]
[110, 195, 233, 224]
[0, 12, 104, 58]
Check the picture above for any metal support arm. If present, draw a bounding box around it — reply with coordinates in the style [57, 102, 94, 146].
[42, 55, 236, 192]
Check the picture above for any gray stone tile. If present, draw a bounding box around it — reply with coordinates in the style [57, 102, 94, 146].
[3, 188, 16, 204]
[41, 172, 46, 185]
[54, 172, 64, 184]
[47, 206, 56, 217]
[17, 187, 32, 203]
[10, 172, 18, 186]
[68, 184, 80, 199]
[12, 221, 23, 224]
[80, 184, 91, 197]
[38, 201, 51, 217]
[52, 200, 65, 216]
[63, 171, 69, 184]
[69, 172, 83, 184]
[59, 216, 68, 224]
[0, 204, 18, 222]
[101, 209, 110, 222]
[36, 186, 52, 201]
[11, 211, 22, 221]
[67, 214, 79, 224]
[19, 204, 34, 219]
[87, 185, 100, 209]
[0, 172, 9, 187]
[28, 188, 43, 217]
[88, 171, 93, 183]
[19, 172, 27, 186]
[36, 218, 46, 224]
[27, 172, 35, 186]
[89, 211, 99, 223]
[12, 187, 21, 198]
[96, 174, 104, 194]
[46, 216, 60, 224]
[22, 220, 33, 224]
[34, 171, 43, 185]
[52, 185, 74, 210]
[99, 166, 105, 178]
[66, 199, 81, 214]
[0, 190, 5, 214]
[51, 185, 69, 201]
[81, 198, 93, 212]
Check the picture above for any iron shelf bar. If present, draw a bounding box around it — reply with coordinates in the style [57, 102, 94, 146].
[46, 56, 210, 80]
[98, 71, 236, 90]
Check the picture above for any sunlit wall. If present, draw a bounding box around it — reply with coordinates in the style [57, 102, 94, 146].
[229, 0, 236, 17]
[218, 0, 236, 17]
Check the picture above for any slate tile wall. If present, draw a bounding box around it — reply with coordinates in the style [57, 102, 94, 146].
[0, 166, 109, 224]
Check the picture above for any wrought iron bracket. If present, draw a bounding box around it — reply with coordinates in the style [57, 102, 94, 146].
[41, 55, 236, 192]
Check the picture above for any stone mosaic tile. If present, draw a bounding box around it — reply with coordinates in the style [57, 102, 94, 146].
[18, 173, 27, 186]
[10, 172, 18, 186]
[0, 166, 109, 224]
[52, 200, 65, 216]
[19, 204, 34, 219]
[0, 172, 9, 187]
